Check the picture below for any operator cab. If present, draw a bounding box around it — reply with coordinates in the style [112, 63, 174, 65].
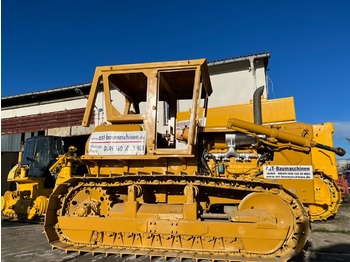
[83, 59, 212, 156]
[21, 136, 64, 187]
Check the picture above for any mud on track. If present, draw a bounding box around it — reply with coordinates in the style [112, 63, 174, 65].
[2, 203, 350, 262]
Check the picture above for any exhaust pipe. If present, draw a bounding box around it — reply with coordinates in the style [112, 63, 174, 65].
[253, 86, 264, 125]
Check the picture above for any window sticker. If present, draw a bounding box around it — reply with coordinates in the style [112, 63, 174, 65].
[89, 131, 146, 155]
[263, 165, 313, 179]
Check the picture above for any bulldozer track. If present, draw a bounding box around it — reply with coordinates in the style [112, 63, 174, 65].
[45, 175, 310, 261]
[308, 173, 342, 221]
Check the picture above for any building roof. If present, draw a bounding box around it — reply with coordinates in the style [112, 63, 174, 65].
[1, 83, 92, 108]
[208, 52, 270, 67]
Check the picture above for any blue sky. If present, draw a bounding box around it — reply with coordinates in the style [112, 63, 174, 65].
[2, 1, 350, 158]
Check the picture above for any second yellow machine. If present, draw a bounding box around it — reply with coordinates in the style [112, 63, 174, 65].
[44, 59, 344, 261]
[179, 87, 344, 222]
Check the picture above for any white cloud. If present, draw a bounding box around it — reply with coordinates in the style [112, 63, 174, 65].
[333, 121, 350, 138]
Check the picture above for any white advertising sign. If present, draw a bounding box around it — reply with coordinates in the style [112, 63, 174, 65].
[89, 131, 146, 155]
[263, 165, 313, 179]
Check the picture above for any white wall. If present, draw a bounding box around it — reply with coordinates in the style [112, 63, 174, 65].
[208, 63, 267, 108]
[1, 98, 87, 118]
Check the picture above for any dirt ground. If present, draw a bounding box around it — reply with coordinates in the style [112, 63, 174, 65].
[290, 201, 350, 262]
[1, 203, 350, 262]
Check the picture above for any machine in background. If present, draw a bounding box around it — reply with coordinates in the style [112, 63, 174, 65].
[2, 136, 64, 220]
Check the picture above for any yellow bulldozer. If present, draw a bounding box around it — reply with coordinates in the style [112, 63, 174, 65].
[43, 58, 345, 261]
[1, 136, 82, 221]
[1, 136, 65, 220]
[177, 86, 343, 221]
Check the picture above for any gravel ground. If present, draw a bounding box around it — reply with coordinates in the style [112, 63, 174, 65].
[290, 201, 350, 262]
[1, 203, 350, 262]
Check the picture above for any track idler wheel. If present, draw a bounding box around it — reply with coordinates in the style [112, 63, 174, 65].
[308, 174, 341, 221]
[237, 191, 306, 255]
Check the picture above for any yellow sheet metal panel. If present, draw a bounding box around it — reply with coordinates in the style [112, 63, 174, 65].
[276, 179, 315, 203]
[311, 122, 338, 180]
[177, 97, 296, 126]
[206, 97, 296, 126]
